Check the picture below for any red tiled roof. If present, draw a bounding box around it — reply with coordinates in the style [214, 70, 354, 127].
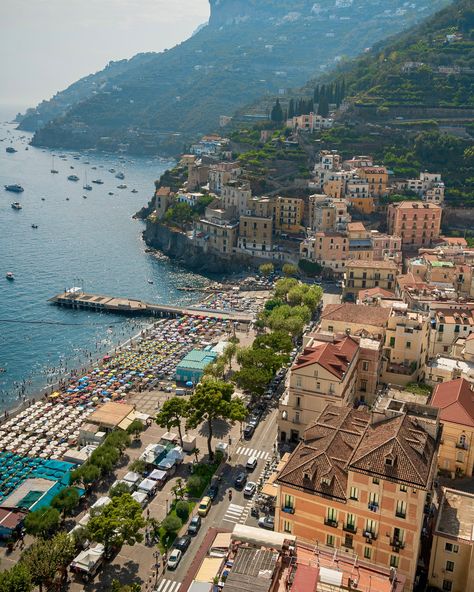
[430, 378, 474, 427]
[358, 287, 395, 300]
[293, 335, 358, 379]
[0, 507, 27, 530]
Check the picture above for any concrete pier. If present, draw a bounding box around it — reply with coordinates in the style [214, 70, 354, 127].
[49, 291, 252, 323]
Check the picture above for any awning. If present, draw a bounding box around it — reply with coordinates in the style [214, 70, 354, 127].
[319, 566, 343, 586]
[211, 532, 231, 549]
[231, 524, 295, 550]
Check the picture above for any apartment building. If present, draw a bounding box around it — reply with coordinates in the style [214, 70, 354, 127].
[387, 202, 442, 250]
[276, 404, 440, 590]
[356, 166, 388, 196]
[277, 334, 359, 443]
[324, 171, 354, 199]
[430, 378, 474, 478]
[346, 177, 374, 214]
[187, 161, 210, 191]
[154, 186, 173, 219]
[274, 196, 304, 234]
[311, 150, 341, 190]
[370, 231, 402, 264]
[194, 215, 239, 255]
[238, 215, 273, 252]
[343, 260, 398, 301]
[208, 162, 241, 194]
[407, 172, 445, 203]
[308, 195, 351, 232]
[221, 180, 252, 216]
[300, 232, 348, 275]
[428, 488, 474, 592]
[287, 112, 333, 133]
[382, 303, 430, 386]
[430, 305, 474, 357]
[320, 303, 390, 340]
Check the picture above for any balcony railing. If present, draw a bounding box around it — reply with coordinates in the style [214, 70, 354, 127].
[368, 502, 379, 512]
[395, 511, 406, 519]
[343, 523, 357, 534]
[324, 518, 339, 528]
[281, 506, 295, 514]
[363, 530, 377, 542]
[456, 442, 468, 450]
[391, 538, 405, 551]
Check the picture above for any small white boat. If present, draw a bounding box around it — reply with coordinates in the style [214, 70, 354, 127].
[11, 202, 22, 210]
[117, 184, 127, 189]
[67, 175, 79, 182]
[6, 272, 14, 281]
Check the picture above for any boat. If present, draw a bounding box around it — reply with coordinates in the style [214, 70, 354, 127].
[51, 156, 59, 174]
[6, 147, 16, 153]
[92, 179, 104, 184]
[0, 368, 6, 373]
[31, 224, 38, 229]
[11, 202, 22, 210]
[41, 197, 46, 201]
[66, 198, 70, 201]
[109, 168, 115, 173]
[4, 184, 24, 193]
[108, 192, 114, 195]
[131, 189, 138, 193]
[6, 272, 14, 281]
[147, 280, 154, 284]
[67, 175, 79, 182]
[92, 166, 97, 170]
[82, 195, 88, 199]
[83, 171, 92, 191]
[115, 172, 125, 180]
[117, 184, 127, 189]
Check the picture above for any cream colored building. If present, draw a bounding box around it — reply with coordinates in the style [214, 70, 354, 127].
[238, 215, 273, 253]
[343, 260, 398, 301]
[221, 180, 252, 216]
[319, 303, 390, 340]
[430, 378, 474, 478]
[274, 196, 304, 234]
[154, 187, 173, 219]
[428, 488, 474, 592]
[194, 215, 239, 255]
[430, 305, 474, 357]
[278, 334, 359, 443]
[382, 303, 430, 386]
[308, 195, 350, 232]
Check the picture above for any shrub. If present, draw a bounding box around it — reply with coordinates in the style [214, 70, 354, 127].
[186, 475, 203, 498]
[175, 501, 190, 522]
[161, 514, 182, 535]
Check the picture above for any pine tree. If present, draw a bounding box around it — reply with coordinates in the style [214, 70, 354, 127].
[313, 85, 320, 104]
[288, 98, 295, 119]
[270, 99, 284, 123]
[317, 95, 329, 118]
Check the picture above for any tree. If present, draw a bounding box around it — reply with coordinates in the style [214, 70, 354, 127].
[254, 331, 293, 354]
[287, 285, 306, 306]
[317, 95, 329, 118]
[126, 419, 145, 441]
[282, 263, 298, 277]
[86, 493, 145, 555]
[0, 563, 32, 592]
[51, 487, 80, 519]
[186, 475, 203, 497]
[274, 277, 298, 297]
[128, 459, 147, 475]
[24, 506, 60, 538]
[259, 263, 274, 277]
[175, 500, 190, 522]
[186, 380, 247, 460]
[270, 99, 284, 123]
[70, 463, 101, 490]
[222, 342, 238, 373]
[109, 482, 131, 498]
[90, 445, 120, 474]
[191, 448, 200, 463]
[233, 366, 272, 396]
[22, 532, 75, 592]
[105, 430, 131, 453]
[161, 514, 182, 535]
[156, 397, 189, 446]
[111, 581, 141, 592]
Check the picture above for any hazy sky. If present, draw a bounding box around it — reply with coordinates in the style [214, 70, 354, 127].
[0, 0, 210, 113]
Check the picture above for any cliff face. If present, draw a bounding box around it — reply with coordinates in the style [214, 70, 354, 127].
[22, 0, 448, 155]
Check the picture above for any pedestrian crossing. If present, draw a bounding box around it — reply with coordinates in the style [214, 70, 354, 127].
[155, 579, 181, 592]
[223, 502, 253, 524]
[236, 446, 269, 460]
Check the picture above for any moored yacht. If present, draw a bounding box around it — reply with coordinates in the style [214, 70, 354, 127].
[4, 184, 24, 193]
[67, 174, 79, 182]
[11, 202, 22, 210]
[6, 272, 14, 281]
[92, 179, 104, 184]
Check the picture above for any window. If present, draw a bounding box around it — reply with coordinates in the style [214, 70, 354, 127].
[365, 519, 377, 537]
[445, 543, 459, 553]
[396, 500, 407, 519]
[442, 580, 452, 592]
[284, 494, 294, 510]
[446, 561, 454, 572]
[406, 341, 411, 349]
[328, 325, 334, 332]
[389, 337, 395, 348]
[455, 325, 460, 333]
[316, 382, 321, 390]
[346, 513, 356, 531]
[296, 397, 301, 408]
[326, 534, 335, 547]
[327, 508, 337, 525]
[349, 487, 358, 500]
[362, 361, 369, 372]
[296, 376, 302, 387]
[344, 534, 353, 548]
[364, 547, 372, 560]
[360, 379, 367, 392]
[456, 451, 464, 463]
[372, 478, 380, 485]
[400, 485, 407, 493]
[283, 520, 292, 533]
[389, 555, 399, 568]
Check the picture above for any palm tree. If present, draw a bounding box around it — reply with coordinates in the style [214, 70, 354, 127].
[192, 448, 200, 463]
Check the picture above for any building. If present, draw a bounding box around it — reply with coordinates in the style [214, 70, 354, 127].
[357, 166, 388, 196]
[208, 162, 241, 194]
[407, 172, 445, 204]
[358, 287, 397, 305]
[346, 177, 374, 214]
[343, 260, 398, 301]
[430, 305, 474, 357]
[221, 181, 252, 217]
[175, 349, 217, 384]
[387, 202, 442, 250]
[187, 162, 210, 191]
[275, 404, 440, 590]
[300, 232, 348, 276]
[381, 304, 430, 386]
[154, 187, 173, 219]
[320, 303, 390, 340]
[278, 334, 359, 443]
[287, 112, 333, 133]
[308, 195, 351, 233]
[176, 191, 204, 208]
[311, 151, 341, 190]
[370, 231, 402, 264]
[194, 215, 239, 255]
[274, 197, 304, 234]
[428, 488, 474, 592]
[430, 378, 474, 478]
[238, 215, 273, 253]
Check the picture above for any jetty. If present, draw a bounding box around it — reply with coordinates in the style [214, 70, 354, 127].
[49, 290, 253, 323]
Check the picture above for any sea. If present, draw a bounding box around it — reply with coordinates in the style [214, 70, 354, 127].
[0, 117, 210, 413]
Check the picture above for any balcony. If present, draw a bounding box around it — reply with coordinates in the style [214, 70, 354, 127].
[368, 502, 379, 512]
[324, 519, 339, 528]
[281, 506, 295, 515]
[343, 523, 357, 534]
[363, 530, 377, 542]
[456, 442, 468, 450]
[391, 538, 405, 551]
[395, 511, 406, 519]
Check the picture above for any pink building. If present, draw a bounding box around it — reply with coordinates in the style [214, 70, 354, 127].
[387, 201, 442, 250]
[371, 231, 402, 263]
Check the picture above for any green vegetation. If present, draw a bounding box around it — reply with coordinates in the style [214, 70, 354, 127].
[24, 507, 60, 538]
[0, 563, 33, 592]
[51, 487, 80, 519]
[126, 418, 145, 440]
[298, 259, 322, 277]
[259, 263, 274, 277]
[155, 397, 189, 446]
[22, 532, 75, 592]
[405, 382, 433, 397]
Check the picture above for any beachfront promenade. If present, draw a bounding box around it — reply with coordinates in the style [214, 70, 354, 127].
[49, 291, 253, 323]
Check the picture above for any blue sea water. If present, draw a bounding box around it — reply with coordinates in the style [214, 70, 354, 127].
[0, 121, 208, 411]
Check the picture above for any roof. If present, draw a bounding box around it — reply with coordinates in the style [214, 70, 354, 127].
[430, 378, 474, 428]
[439, 236, 468, 247]
[223, 546, 278, 592]
[177, 349, 217, 371]
[0, 507, 28, 531]
[277, 405, 438, 498]
[347, 222, 366, 232]
[87, 402, 135, 429]
[322, 303, 390, 328]
[346, 259, 398, 270]
[292, 335, 358, 380]
[194, 557, 224, 583]
[436, 488, 474, 542]
[391, 201, 441, 210]
[358, 287, 396, 300]
[155, 186, 171, 196]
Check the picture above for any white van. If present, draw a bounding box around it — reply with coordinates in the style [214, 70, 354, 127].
[246, 456, 258, 471]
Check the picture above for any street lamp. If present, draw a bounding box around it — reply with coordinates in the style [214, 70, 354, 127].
[165, 498, 169, 514]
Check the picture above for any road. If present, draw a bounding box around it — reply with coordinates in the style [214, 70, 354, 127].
[159, 408, 279, 591]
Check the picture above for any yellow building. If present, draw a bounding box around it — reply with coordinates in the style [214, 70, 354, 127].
[276, 404, 440, 591]
[194, 216, 239, 255]
[357, 166, 389, 196]
[274, 196, 304, 234]
[428, 488, 474, 592]
[430, 378, 474, 478]
[238, 215, 273, 253]
[343, 260, 398, 301]
[382, 303, 430, 386]
[320, 303, 390, 340]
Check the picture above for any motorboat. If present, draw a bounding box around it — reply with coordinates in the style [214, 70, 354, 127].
[11, 202, 22, 210]
[108, 192, 114, 195]
[67, 175, 79, 182]
[51, 156, 59, 173]
[31, 224, 38, 229]
[109, 168, 116, 173]
[6, 272, 14, 281]
[147, 280, 154, 284]
[41, 197, 46, 201]
[6, 147, 16, 153]
[115, 172, 125, 180]
[83, 195, 88, 199]
[117, 184, 127, 189]
[92, 179, 104, 184]
[66, 197, 70, 201]
[131, 189, 138, 193]
[4, 184, 24, 193]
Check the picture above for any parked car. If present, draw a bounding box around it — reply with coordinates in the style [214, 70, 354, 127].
[243, 482, 257, 497]
[187, 515, 201, 536]
[174, 535, 191, 553]
[167, 549, 182, 570]
[243, 425, 255, 439]
[258, 515, 275, 530]
[198, 496, 212, 517]
[246, 456, 258, 471]
[208, 482, 219, 500]
[234, 472, 247, 489]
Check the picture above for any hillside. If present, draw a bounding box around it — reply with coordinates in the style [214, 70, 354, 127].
[21, 0, 448, 155]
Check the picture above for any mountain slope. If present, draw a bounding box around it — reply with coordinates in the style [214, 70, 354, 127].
[23, 0, 448, 155]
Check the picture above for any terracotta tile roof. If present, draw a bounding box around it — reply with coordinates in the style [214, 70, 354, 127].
[439, 236, 468, 247]
[392, 201, 441, 210]
[322, 303, 390, 328]
[292, 335, 358, 379]
[155, 186, 171, 196]
[277, 405, 438, 497]
[430, 378, 474, 428]
[346, 259, 398, 270]
[434, 308, 474, 326]
[358, 287, 395, 300]
[347, 222, 366, 232]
